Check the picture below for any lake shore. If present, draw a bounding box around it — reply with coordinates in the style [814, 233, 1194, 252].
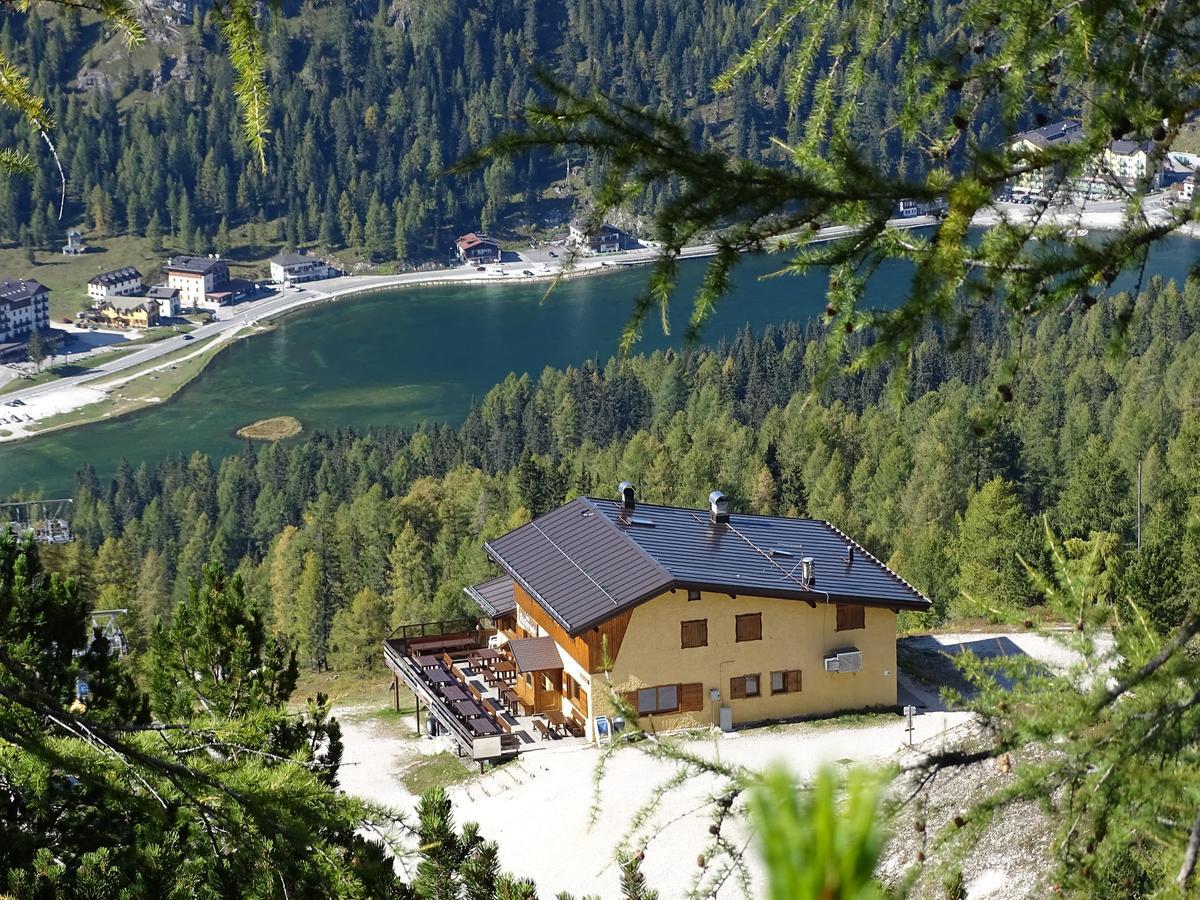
[0, 197, 1192, 447]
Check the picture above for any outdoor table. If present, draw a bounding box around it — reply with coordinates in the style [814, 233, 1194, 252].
[544, 708, 569, 734]
[427, 669, 453, 685]
[493, 660, 516, 682]
[468, 718, 500, 737]
[474, 648, 502, 666]
[501, 688, 518, 710]
[440, 684, 469, 702]
[451, 699, 485, 718]
[415, 654, 441, 668]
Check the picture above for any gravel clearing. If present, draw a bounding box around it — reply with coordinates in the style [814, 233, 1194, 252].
[337, 630, 1101, 898]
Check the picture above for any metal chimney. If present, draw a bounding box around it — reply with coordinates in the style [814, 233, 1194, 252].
[709, 490, 730, 525]
[800, 557, 815, 585]
[619, 481, 636, 512]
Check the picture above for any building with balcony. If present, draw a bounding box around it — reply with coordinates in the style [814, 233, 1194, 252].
[384, 483, 931, 760]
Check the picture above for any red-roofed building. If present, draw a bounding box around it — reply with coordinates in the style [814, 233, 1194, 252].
[455, 233, 500, 264]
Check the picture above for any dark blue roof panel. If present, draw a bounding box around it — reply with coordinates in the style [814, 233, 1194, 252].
[484, 497, 931, 636]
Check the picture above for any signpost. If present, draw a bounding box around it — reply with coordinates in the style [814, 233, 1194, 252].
[904, 705, 916, 746]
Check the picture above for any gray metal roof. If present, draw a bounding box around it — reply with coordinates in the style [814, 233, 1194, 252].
[1108, 139, 1152, 156]
[269, 252, 320, 267]
[166, 255, 227, 275]
[1012, 119, 1083, 149]
[0, 279, 48, 303]
[464, 575, 516, 617]
[507, 636, 563, 672]
[485, 497, 931, 636]
[88, 267, 142, 287]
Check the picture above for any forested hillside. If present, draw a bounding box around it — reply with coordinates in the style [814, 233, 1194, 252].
[0, 0, 957, 262]
[50, 273, 1200, 670]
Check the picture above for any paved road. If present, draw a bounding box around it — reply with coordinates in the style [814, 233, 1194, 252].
[1, 195, 1187, 431]
[0, 285, 333, 409]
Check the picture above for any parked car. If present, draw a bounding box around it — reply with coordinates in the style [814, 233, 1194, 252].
[182, 334, 195, 341]
[522, 270, 534, 276]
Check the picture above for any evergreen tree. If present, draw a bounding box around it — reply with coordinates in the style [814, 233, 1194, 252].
[951, 478, 1033, 618]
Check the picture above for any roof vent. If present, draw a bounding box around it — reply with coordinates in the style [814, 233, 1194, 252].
[619, 481, 636, 512]
[800, 557, 815, 586]
[709, 490, 730, 525]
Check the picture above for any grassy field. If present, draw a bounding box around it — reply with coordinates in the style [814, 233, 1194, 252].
[294, 669, 405, 710]
[23, 333, 231, 433]
[397, 751, 474, 796]
[8, 232, 277, 321]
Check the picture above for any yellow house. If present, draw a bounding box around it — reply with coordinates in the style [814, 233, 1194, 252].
[98, 296, 159, 328]
[466, 483, 931, 740]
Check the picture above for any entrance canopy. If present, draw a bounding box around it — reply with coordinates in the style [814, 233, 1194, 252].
[507, 636, 563, 673]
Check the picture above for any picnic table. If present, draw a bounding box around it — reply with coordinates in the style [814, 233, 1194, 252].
[501, 688, 518, 710]
[468, 717, 500, 737]
[450, 699, 485, 718]
[493, 660, 517, 683]
[473, 648, 502, 666]
[544, 708, 569, 735]
[415, 654, 441, 668]
[440, 684, 469, 702]
[427, 669, 453, 685]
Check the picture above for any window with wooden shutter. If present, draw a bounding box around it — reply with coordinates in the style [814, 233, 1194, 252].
[744, 673, 760, 697]
[735, 612, 762, 642]
[681, 619, 708, 649]
[836, 604, 865, 631]
[680, 682, 704, 712]
[635, 684, 681, 714]
[730, 674, 760, 699]
[772, 670, 803, 694]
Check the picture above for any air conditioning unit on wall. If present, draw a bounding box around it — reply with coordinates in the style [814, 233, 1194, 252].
[824, 649, 863, 673]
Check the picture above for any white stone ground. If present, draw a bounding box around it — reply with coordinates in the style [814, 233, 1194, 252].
[338, 630, 1099, 898]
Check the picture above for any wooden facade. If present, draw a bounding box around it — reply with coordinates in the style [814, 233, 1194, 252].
[513, 583, 632, 673]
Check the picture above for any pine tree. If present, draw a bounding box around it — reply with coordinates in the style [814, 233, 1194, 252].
[951, 478, 1033, 618]
[146, 209, 163, 252]
[329, 586, 391, 670]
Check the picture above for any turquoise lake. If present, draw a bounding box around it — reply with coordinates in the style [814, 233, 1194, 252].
[1, 236, 1197, 497]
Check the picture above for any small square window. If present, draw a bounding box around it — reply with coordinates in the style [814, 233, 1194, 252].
[687, 589, 701, 602]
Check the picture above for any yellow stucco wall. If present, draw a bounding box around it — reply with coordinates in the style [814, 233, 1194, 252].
[598, 589, 898, 730]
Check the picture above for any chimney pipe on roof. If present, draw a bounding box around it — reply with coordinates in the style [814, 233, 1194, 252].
[709, 490, 730, 525]
[619, 481, 636, 512]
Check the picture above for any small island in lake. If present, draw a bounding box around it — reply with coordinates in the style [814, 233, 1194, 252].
[236, 416, 302, 440]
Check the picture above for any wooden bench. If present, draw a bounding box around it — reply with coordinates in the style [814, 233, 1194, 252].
[533, 719, 556, 741]
[481, 700, 511, 733]
[566, 713, 586, 738]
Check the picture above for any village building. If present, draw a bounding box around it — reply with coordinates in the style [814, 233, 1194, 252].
[145, 285, 181, 318]
[1006, 119, 1083, 195]
[97, 295, 159, 329]
[568, 219, 624, 253]
[383, 483, 930, 763]
[87, 267, 143, 303]
[268, 252, 337, 284]
[1102, 139, 1162, 189]
[0, 279, 51, 357]
[165, 255, 231, 310]
[455, 233, 501, 265]
[61, 229, 87, 256]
